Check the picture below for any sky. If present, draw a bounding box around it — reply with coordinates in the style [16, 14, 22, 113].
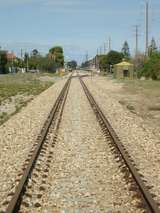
[0, 0, 160, 63]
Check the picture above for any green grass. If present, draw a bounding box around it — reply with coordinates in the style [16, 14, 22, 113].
[0, 73, 55, 102]
[0, 72, 57, 125]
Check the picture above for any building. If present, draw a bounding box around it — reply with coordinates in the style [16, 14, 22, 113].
[114, 59, 134, 79]
[7, 52, 16, 61]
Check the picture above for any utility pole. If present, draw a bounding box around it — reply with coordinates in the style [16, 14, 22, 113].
[108, 37, 111, 52]
[145, 1, 149, 56]
[96, 49, 99, 70]
[134, 25, 139, 57]
[85, 51, 88, 62]
[104, 43, 106, 54]
[21, 49, 23, 59]
[85, 51, 89, 68]
[97, 48, 99, 55]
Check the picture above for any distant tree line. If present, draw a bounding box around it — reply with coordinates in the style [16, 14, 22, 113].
[67, 60, 77, 70]
[81, 38, 160, 80]
[0, 51, 8, 74]
[137, 38, 160, 80]
[0, 46, 64, 74]
[81, 41, 130, 72]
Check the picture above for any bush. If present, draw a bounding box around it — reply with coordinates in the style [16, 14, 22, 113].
[99, 50, 124, 72]
[138, 53, 160, 80]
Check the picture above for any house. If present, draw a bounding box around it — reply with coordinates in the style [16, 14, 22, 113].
[114, 59, 134, 79]
[7, 52, 16, 61]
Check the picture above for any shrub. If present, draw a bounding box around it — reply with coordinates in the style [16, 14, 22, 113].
[138, 53, 160, 80]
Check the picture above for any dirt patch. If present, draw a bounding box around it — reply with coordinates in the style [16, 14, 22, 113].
[39, 76, 57, 82]
[90, 76, 160, 129]
[0, 73, 57, 125]
[116, 81, 160, 128]
[0, 94, 34, 125]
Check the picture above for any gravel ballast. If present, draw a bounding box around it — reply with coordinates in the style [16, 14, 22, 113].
[0, 78, 67, 207]
[84, 76, 160, 204]
[32, 78, 144, 213]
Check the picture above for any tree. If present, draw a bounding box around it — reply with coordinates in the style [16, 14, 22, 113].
[38, 56, 57, 72]
[99, 55, 108, 71]
[99, 51, 124, 72]
[122, 41, 130, 59]
[49, 46, 64, 68]
[138, 52, 160, 80]
[132, 52, 145, 75]
[107, 50, 124, 65]
[29, 55, 41, 70]
[24, 53, 29, 72]
[67, 60, 77, 69]
[81, 61, 89, 68]
[29, 50, 41, 69]
[32, 49, 39, 57]
[15, 58, 25, 69]
[0, 51, 8, 74]
[148, 38, 158, 57]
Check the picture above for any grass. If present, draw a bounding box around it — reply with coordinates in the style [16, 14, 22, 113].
[115, 78, 160, 97]
[0, 72, 58, 125]
[0, 72, 55, 102]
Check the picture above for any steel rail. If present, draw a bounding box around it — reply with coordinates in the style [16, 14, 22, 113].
[79, 76, 160, 213]
[5, 76, 72, 213]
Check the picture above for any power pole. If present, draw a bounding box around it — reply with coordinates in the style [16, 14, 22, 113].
[104, 43, 106, 54]
[99, 46, 102, 55]
[96, 49, 99, 70]
[145, 1, 149, 56]
[97, 48, 99, 55]
[108, 37, 111, 52]
[85, 51, 89, 68]
[85, 51, 88, 62]
[134, 25, 139, 57]
[21, 49, 23, 59]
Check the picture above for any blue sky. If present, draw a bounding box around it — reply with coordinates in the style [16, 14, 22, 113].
[0, 0, 160, 63]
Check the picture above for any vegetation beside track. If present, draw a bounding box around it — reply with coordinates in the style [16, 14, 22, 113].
[118, 78, 160, 97]
[114, 77, 160, 121]
[0, 72, 62, 125]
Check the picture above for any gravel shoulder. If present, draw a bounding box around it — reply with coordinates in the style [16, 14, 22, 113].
[84, 76, 160, 204]
[0, 78, 67, 207]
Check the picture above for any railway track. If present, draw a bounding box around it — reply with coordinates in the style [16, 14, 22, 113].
[1, 76, 71, 213]
[79, 76, 160, 213]
[1, 73, 160, 212]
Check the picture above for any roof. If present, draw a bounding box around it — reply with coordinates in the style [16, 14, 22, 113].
[115, 60, 133, 67]
[7, 53, 16, 60]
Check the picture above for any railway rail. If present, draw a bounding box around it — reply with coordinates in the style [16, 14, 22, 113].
[1, 73, 160, 213]
[2, 76, 71, 213]
[79, 75, 160, 213]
